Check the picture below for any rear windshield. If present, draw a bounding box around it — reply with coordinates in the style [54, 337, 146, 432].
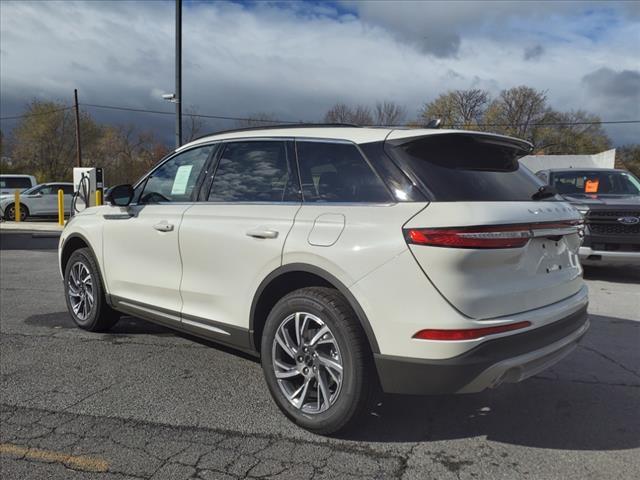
[0, 177, 34, 190]
[386, 134, 544, 201]
[550, 170, 640, 196]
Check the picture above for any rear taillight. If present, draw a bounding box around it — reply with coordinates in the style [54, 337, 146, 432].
[413, 321, 531, 341]
[404, 220, 582, 249]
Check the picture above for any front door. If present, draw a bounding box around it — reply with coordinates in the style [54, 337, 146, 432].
[102, 145, 213, 316]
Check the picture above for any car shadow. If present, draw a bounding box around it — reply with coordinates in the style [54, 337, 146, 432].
[338, 314, 640, 451]
[29, 311, 639, 451]
[24, 311, 259, 362]
[583, 265, 640, 284]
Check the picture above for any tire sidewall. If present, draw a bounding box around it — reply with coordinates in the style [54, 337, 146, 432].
[261, 292, 364, 433]
[64, 249, 103, 330]
[6, 204, 27, 221]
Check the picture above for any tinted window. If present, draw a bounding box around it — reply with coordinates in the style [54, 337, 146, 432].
[296, 141, 391, 203]
[208, 141, 295, 202]
[38, 185, 56, 195]
[387, 134, 543, 202]
[140, 146, 212, 203]
[550, 170, 640, 195]
[0, 177, 34, 189]
[61, 185, 74, 195]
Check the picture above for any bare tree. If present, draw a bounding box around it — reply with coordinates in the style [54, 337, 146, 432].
[234, 112, 281, 129]
[421, 89, 490, 128]
[323, 103, 373, 125]
[483, 86, 548, 140]
[184, 106, 206, 142]
[374, 101, 406, 125]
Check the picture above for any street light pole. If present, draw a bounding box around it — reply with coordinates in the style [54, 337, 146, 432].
[175, 0, 182, 148]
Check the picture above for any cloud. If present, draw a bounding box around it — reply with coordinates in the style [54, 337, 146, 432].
[523, 45, 545, 61]
[0, 1, 638, 145]
[581, 68, 640, 143]
[582, 68, 640, 99]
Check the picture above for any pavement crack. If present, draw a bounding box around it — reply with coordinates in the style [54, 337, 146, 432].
[581, 345, 640, 379]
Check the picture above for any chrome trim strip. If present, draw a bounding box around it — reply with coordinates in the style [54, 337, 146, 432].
[118, 300, 181, 323]
[181, 318, 230, 336]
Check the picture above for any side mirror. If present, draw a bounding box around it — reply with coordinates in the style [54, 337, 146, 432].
[105, 184, 134, 207]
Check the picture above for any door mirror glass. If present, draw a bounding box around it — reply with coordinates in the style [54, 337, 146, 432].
[106, 184, 134, 206]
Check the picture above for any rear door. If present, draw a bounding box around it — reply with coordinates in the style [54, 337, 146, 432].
[387, 132, 584, 319]
[179, 139, 300, 336]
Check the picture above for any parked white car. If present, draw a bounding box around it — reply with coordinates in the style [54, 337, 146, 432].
[0, 174, 37, 195]
[0, 182, 74, 221]
[58, 126, 589, 434]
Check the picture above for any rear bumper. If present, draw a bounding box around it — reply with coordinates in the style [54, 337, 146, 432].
[374, 305, 589, 395]
[579, 246, 640, 266]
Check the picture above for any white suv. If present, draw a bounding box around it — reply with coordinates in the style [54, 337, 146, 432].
[59, 126, 589, 434]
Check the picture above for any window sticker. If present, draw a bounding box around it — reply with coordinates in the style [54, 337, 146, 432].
[171, 165, 193, 195]
[585, 179, 599, 193]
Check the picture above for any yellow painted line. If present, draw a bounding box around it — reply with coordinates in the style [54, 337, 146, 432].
[0, 443, 109, 472]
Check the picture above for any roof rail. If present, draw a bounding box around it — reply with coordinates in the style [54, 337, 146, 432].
[190, 123, 361, 142]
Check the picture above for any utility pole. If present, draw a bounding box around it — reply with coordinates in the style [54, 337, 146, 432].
[74, 89, 82, 167]
[175, 0, 182, 148]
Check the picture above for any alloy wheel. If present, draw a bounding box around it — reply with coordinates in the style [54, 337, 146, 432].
[67, 261, 95, 321]
[272, 312, 343, 414]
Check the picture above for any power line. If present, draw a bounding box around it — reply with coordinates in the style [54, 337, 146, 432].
[0, 106, 74, 121]
[2, 101, 639, 127]
[80, 103, 301, 124]
[77, 103, 640, 127]
[445, 120, 640, 127]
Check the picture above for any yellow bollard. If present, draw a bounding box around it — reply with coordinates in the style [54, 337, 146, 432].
[58, 189, 65, 226]
[14, 189, 21, 222]
[95, 189, 102, 206]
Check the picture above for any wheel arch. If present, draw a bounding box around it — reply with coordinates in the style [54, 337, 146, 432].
[60, 233, 111, 303]
[250, 263, 380, 354]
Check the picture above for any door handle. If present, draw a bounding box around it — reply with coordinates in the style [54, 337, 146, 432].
[246, 228, 279, 239]
[153, 222, 174, 232]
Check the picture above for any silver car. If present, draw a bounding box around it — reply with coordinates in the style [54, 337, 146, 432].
[0, 182, 74, 221]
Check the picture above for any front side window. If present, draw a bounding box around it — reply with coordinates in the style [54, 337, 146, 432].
[38, 185, 61, 195]
[140, 146, 212, 203]
[296, 141, 391, 203]
[208, 141, 296, 202]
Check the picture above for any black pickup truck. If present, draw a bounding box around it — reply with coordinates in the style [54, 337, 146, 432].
[535, 168, 640, 266]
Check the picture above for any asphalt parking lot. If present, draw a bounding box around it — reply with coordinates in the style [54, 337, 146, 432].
[1, 233, 639, 479]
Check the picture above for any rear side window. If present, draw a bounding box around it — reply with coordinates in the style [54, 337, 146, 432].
[208, 141, 297, 202]
[61, 185, 74, 195]
[296, 141, 391, 203]
[1, 177, 34, 190]
[387, 134, 543, 201]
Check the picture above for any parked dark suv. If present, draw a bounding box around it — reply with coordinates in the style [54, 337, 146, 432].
[536, 168, 640, 266]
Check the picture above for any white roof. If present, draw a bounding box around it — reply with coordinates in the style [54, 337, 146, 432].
[178, 127, 531, 151]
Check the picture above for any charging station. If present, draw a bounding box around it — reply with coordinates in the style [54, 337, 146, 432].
[72, 167, 105, 212]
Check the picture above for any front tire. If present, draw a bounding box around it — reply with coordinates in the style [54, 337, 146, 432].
[261, 287, 375, 435]
[64, 248, 119, 332]
[5, 203, 29, 221]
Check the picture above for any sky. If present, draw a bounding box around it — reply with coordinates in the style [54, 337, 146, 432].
[1, 0, 639, 146]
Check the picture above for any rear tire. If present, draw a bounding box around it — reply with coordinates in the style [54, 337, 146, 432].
[64, 248, 119, 332]
[261, 287, 375, 435]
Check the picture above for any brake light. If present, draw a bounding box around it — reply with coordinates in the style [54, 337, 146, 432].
[404, 220, 582, 249]
[413, 321, 531, 340]
[406, 225, 531, 248]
